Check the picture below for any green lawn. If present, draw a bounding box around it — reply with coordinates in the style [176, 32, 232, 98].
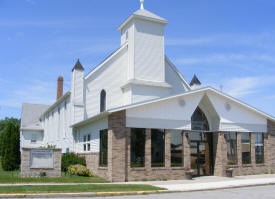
[0, 161, 107, 184]
[0, 184, 165, 194]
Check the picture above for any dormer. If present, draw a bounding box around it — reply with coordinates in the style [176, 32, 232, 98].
[118, 1, 168, 83]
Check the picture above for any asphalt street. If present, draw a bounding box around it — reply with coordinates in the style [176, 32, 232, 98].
[44, 185, 275, 199]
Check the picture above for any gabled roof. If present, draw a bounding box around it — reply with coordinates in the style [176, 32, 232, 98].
[190, 75, 201, 86]
[72, 59, 84, 72]
[118, 9, 168, 30]
[21, 103, 50, 131]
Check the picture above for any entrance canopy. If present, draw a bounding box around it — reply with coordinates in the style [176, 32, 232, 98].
[109, 87, 274, 133]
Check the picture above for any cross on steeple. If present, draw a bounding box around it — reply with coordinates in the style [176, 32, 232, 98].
[140, 0, 144, 9]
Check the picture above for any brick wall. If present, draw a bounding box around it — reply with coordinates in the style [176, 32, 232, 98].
[21, 148, 61, 177]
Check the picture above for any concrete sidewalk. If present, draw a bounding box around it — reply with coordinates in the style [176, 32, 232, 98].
[130, 174, 275, 191]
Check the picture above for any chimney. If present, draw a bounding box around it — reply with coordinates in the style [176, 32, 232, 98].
[56, 76, 64, 101]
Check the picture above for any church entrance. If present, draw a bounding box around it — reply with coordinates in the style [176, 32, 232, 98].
[190, 108, 214, 177]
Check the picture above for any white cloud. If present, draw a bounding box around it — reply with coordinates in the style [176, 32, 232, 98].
[221, 76, 275, 98]
[175, 53, 275, 66]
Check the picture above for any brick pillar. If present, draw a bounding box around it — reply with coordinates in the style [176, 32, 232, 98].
[251, 133, 256, 166]
[267, 120, 275, 173]
[237, 132, 242, 175]
[165, 130, 171, 169]
[108, 110, 127, 182]
[183, 131, 191, 169]
[214, 132, 227, 176]
[145, 129, 151, 170]
[125, 128, 131, 182]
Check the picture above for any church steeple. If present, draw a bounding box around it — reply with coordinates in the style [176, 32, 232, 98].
[118, 1, 168, 83]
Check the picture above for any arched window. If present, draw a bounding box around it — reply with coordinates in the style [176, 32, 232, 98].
[191, 107, 209, 131]
[100, 90, 106, 112]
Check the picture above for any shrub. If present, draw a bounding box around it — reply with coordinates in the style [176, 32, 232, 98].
[68, 164, 92, 177]
[62, 153, 86, 172]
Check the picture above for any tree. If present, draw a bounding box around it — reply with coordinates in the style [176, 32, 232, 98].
[1, 121, 21, 171]
[0, 118, 20, 155]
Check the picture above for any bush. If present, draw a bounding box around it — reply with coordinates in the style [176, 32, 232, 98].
[62, 153, 86, 172]
[68, 164, 92, 177]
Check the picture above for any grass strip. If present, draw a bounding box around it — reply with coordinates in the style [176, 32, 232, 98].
[0, 184, 164, 194]
[0, 175, 108, 184]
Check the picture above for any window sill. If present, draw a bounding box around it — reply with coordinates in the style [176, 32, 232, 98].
[151, 167, 166, 170]
[130, 167, 146, 171]
[256, 164, 265, 167]
[171, 167, 185, 170]
[98, 167, 108, 170]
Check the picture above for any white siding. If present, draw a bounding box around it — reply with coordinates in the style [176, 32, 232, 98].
[126, 93, 204, 130]
[21, 130, 44, 149]
[72, 70, 84, 123]
[42, 97, 74, 153]
[165, 60, 188, 94]
[75, 117, 108, 153]
[134, 19, 165, 82]
[207, 92, 267, 132]
[84, 47, 128, 118]
[131, 85, 170, 104]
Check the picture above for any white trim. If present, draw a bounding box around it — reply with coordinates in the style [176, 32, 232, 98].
[118, 13, 168, 31]
[121, 79, 172, 90]
[85, 43, 128, 80]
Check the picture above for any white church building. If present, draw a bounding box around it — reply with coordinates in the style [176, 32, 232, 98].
[21, 1, 275, 182]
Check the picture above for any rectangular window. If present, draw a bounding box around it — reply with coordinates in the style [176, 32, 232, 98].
[99, 129, 108, 167]
[83, 134, 91, 152]
[242, 132, 251, 164]
[131, 128, 146, 168]
[171, 130, 183, 167]
[151, 129, 165, 167]
[225, 132, 238, 165]
[255, 133, 264, 164]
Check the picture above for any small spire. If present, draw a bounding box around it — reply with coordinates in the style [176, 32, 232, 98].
[140, 0, 144, 9]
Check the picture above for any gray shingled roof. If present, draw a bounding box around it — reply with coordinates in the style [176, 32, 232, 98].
[21, 103, 49, 130]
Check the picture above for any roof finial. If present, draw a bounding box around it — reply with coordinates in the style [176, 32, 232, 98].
[140, 0, 144, 9]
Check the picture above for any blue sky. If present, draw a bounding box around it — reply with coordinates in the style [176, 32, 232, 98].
[0, 0, 275, 119]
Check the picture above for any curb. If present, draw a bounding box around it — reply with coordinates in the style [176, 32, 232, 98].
[1, 183, 275, 198]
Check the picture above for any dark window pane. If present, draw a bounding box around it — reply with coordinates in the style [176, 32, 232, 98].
[171, 130, 183, 167]
[100, 90, 106, 112]
[131, 128, 146, 168]
[225, 132, 238, 165]
[87, 143, 91, 151]
[255, 133, 264, 164]
[83, 144, 86, 151]
[100, 129, 108, 167]
[151, 129, 165, 167]
[88, 134, 91, 142]
[191, 107, 209, 131]
[242, 132, 251, 164]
